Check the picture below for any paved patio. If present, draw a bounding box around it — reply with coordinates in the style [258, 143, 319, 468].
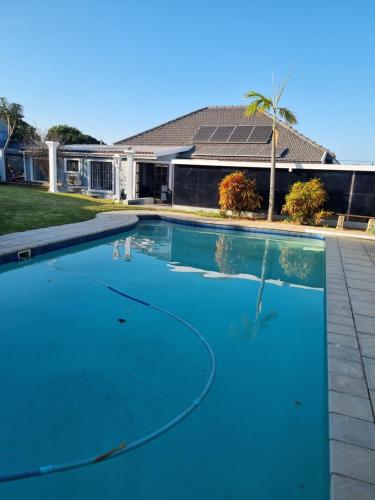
[326, 237, 375, 499]
[0, 212, 375, 499]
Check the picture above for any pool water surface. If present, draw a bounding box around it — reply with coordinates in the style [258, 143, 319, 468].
[0, 220, 328, 499]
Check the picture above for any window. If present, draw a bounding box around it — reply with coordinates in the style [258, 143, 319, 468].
[66, 159, 79, 172]
[90, 161, 113, 191]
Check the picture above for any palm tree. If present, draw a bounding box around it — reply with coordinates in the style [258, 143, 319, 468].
[244, 80, 297, 222]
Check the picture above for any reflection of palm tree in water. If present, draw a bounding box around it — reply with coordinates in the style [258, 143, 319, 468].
[252, 239, 278, 336]
[215, 235, 277, 339]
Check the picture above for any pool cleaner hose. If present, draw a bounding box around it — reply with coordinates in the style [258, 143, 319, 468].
[0, 266, 216, 483]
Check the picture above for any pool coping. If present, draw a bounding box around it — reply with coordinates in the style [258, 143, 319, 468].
[1, 212, 375, 499]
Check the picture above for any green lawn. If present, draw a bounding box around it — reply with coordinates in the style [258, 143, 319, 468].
[0, 184, 221, 235]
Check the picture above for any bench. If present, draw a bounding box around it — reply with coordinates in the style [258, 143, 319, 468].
[336, 214, 375, 232]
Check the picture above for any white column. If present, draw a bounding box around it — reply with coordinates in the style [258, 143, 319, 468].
[45, 141, 60, 193]
[114, 154, 121, 201]
[0, 149, 6, 182]
[125, 149, 135, 200]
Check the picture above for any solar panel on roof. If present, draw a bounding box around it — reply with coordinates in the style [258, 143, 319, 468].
[209, 126, 235, 143]
[215, 145, 244, 156]
[247, 126, 272, 143]
[227, 126, 253, 143]
[192, 126, 217, 142]
[192, 145, 221, 156]
[236, 145, 265, 156]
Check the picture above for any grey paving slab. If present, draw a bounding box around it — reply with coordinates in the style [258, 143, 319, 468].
[331, 475, 375, 500]
[328, 293, 351, 304]
[348, 288, 375, 303]
[329, 357, 364, 379]
[328, 333, 358, 349]
[328, 344, 361, 363]
[328, 313, 355, 327]
[329, 391, 372, 421]
[358, 334, 375, 359]
[327, 323, 356, 336]
[363, 358, 375, 390]
[328, 302, 355, 318]
[330, 414, 375, 450]
[351, 301, 375, 318]
[331, 440, 375, 484]
[354, 314, 375, 335]
[329, 372, 368, 398]
[346, 278, 375, 293]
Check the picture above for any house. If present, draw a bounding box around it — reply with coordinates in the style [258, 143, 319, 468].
[4, 106, 375, 216]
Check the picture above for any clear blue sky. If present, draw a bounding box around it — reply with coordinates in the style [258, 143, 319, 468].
[3, 0, 375, 161]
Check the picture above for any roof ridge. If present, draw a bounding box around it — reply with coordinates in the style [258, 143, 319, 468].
[114, 106, 208, 144]
[265, 111, 335, 157]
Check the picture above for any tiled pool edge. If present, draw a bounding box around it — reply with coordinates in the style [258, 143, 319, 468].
[326, 237, 375, 499]
[0, 213, 139, 265]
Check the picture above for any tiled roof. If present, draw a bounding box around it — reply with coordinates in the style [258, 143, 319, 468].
[115, 106, 336, 163]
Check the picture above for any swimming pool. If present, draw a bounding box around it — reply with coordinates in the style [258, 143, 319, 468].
[0, 220, 328, 499]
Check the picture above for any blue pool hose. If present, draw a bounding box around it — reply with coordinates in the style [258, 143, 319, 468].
[0, 265, 216, 483]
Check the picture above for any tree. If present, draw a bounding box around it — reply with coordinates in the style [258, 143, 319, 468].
[281, 178, 332, 225]
[46, 124, 102, 145]
[218, 171, 262, 217]
[12, 119, 40, 146]
[0, 98, 24, 151]
[244, 79, 297, 222]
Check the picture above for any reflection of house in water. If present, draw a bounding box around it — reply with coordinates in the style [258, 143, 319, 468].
[112, 222, 173, 261]
[116, 222, 324, 290]
[112, 222, 324, 339]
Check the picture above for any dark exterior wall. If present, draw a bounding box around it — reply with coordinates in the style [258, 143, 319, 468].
[173, 164, 375, 216]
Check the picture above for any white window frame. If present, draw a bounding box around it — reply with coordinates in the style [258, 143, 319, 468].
[29, 157, 46, 184]
[64, 158, 81, 173]
[88, 159, 114, 193]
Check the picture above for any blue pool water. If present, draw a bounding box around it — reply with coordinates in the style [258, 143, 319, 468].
[0, 220, 328, 499]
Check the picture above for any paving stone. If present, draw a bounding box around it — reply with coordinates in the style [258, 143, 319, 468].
[329, 372, 368, 398]
[345, 271, 375, 283]
[370, 391, 375, 416]
[347, 278, 375, 293]
[328, 293, 350, 304]
[328, 303, 353, 318]
[328, 333, 358, 349]
[363, 359, 375, 390]
[329, 357, 364, 379]
[327, 323, 356, 336]
[348, 288, 375, 303]
[329, 391, 372, 421]
[328, 314, 355, 327]
[331, 440, 375, 484]
[331, 474, 375, 500]
[330, 414, 375, 450]
[358, 334, 375, 359]
[344, 262, 375, 273]
[329, 344, 361, 363]
[354, 314, 375, 335]
[351, 301, 375, 318]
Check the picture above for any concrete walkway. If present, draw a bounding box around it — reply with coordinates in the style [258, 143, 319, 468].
[0, 212, 138, 264]
[326, 237, 375, 499]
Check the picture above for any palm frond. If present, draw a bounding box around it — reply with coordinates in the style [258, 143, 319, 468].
[277, 107, 297, 125]
[244, 90, 268, 101]
[245, 99, 270, 116]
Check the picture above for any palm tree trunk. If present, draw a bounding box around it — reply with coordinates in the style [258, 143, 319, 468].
[267, 115, 276, 222]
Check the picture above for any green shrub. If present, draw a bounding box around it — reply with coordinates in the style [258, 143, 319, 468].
[218, 171, 262, 218]
[281, 178, 332, 225]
